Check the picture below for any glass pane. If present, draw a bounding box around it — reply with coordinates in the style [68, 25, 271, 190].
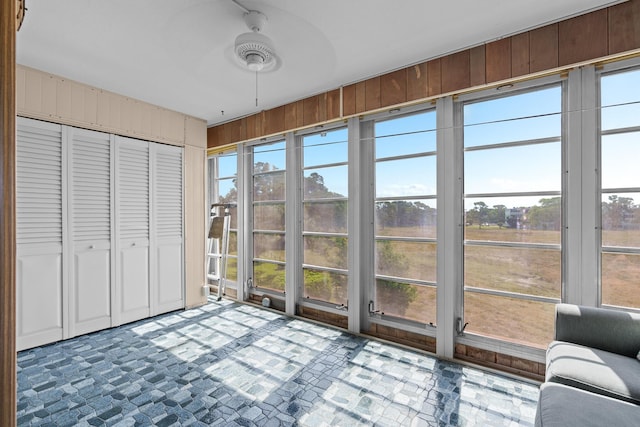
[375, 280, 436, 325]
[464, 115, 561, 147]
[464, 86, 561, 125]
[254, 203, 285, 231]
[375, 200, 437, 238]
[217, 154, 237, 178]
[376, 156, 436, 198]
[254, 140, 285, 171]
[253, 261, 285, 292]
[303, 269, 348, 305]
[218, 178, 237, 203]
[601, 252, 640, 309]
[228, 206, 238, 229]
[375, 110, 437, 138]
[228, 231, 237, 256]
[601, 133, 640, 189]
[376, 240, 436, 282]
[253, 170, 285, 201]
[253, 233, 285, 262]
[464, 293, 555, 349]
[304, 236, 347, 270]
[226, 257, 237, 285]
[601, 68, 640, 130]
[464, 245, 561, 298]
[304, 166, 348, 199]
[303, 128, 348, 167]
[465, 196, 561, 244]
[464, 143, 560, 194]
[304, 201, 348, 233]
[602, 193, 640, 247]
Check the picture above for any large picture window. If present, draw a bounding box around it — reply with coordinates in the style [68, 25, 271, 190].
[600, 67, 640, 310]
[462, 85, 563, 348]
[371, 110, 437, 325]
[251, 140, 286, 293]
[301, 128, 348, 306]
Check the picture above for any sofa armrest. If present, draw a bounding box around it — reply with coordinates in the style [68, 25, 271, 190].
[554, 303, 640, 358]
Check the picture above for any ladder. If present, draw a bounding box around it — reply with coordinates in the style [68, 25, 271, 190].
[207, 203, 233, 301]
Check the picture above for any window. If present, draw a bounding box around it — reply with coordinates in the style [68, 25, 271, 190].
[371, 110, 437, 325]
[251, 140, 286, 292]
[208, 150, 238, 291]
[301, 128, 349, 306]
[600, 67, 640, 310]
[462, 85, 563, 348]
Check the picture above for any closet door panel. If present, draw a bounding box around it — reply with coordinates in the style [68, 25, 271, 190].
[115, 137, 150, 325]
[69, 128, 113, 337]
[151, 144, 184, 314]
[16, 118, 64, 350]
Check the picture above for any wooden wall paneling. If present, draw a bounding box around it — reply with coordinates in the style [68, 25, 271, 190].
[317, 93, 328, 123]
[22, 67, 42, 115]
[303, 95, 320, 126]
[441, 50, 470, 93]
[127, 99, 142, 137]
[326, 89, 341, 120]
[407, 62, 428, 101]
[342, 84, 356, 116]
[470, 46, 486, 87]
[355, 81, 366, 114]
[284, 101, 298, 130]
[1, 0, 17, 423]
[530, 24, 559, 73]
[245, 114, 258, 140]
[41, 74, 57, 118]
[185, 116, 207, 148]
[364, 76, 381, 111]
[427, 58, 442, 97]
[511, 32, 530, 77]
[265, 105, 285, 136]
[139, 102, 153, 139]
[75, 84, 98, 126]
[559, 9, 608, 66]
[380, 69, 407, 107]
[184, 146, 207, 308]
[608, 0, 640, 55]
[55, 78, 72, 121]
[207, 126, 220, 148]
[486, 38, 512, 83]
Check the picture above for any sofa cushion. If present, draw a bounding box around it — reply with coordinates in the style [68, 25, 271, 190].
[535, 382, 640, 427]
[547, 340, 640, 404]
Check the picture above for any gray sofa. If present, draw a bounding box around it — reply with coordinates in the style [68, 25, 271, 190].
[535, 303, 640, 426]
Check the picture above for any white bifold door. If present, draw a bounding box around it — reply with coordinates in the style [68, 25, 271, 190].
[16, 118, 65, 350]
[16, 117, 184, 351]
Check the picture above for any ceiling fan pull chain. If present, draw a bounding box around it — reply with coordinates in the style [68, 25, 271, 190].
[255, 70, 259, 107]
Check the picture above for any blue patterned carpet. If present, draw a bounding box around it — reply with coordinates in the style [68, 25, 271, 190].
[17, 298, 539, 426]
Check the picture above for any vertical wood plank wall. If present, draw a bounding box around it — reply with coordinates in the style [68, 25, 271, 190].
[1, 1, 17, 424]
[208, 0, 640, 148]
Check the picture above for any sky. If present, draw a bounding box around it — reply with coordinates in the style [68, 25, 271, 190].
[215, 68, 640, 211]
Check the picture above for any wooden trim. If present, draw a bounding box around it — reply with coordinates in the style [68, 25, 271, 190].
[1, 1, 17, 425]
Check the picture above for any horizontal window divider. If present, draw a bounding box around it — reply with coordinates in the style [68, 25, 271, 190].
[369, 315, 437, 336]
[374, 128, 437, 141]
[464, 136, 561, 152]
[303, 197, 348, 203]
[465, 190, 561, 199]
[253, 200, 286, 205]
[217, 175, 236, 180]
[464, 240, 561, 250]
[601, 187, 640, 194]
[253, 258, 286, 266]
[303, 231, 348, 238]
[601, 125, 640, 136]
[375, 236, 436, 243]
[602, 246, 640, 254]
[375, 274, 436, 287]
[376, 195, 437, 202]
[303, 161, 348, 170]
[250, 287, 285, 298]
[464, 286, 561, 304]
[376, 150, 436, 163]
[253, 169, 285, 177]
[298, 298, 349, 314]
[302, 264, 348, 275]
[252, 229, 286, 235]
[463, 109, 561, 129]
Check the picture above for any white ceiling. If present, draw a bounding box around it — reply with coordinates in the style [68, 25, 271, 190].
[17, 0, 621, 126]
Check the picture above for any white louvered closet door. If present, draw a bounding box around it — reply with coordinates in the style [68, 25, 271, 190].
[114, 137, 150, 325]
[68, 128, 113, 337]
[151, 143, 184, 315]
[16, 117, 65, 351]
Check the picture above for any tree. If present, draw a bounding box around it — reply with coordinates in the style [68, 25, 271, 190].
[527, 197, 561, 230]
